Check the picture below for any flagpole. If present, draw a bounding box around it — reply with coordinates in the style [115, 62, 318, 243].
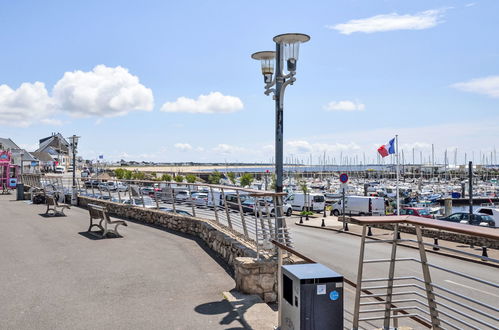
[396, 135, 400, 215]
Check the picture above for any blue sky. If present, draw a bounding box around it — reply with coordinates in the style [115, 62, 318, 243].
[1, 0, 498, 164]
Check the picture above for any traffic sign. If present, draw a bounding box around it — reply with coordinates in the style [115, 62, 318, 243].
[339, 173, 348, 183]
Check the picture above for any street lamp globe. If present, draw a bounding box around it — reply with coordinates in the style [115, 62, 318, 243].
[251, 51, 276, 84]
[273, 33, 310, 72]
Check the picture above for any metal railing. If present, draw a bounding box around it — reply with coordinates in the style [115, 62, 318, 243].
[351, 216, 499, 330]
[21, 174, 293, 255]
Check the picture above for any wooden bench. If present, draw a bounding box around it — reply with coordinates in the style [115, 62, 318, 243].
[45, 192, 70, 216]
[87, 203, 127, 238]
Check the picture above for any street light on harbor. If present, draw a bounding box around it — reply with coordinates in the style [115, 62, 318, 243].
[68, 135, 80, 206]
[252, 33, 310, 230]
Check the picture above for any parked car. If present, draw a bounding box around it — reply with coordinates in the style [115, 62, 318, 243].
[398, 207, 432, 218]
[475, 207, 499, 224]
[122, 197, 156, 208]
[54, 166, 65, 174]
[140, 186, 155, 196]
[191, 192, 209, 207]
[100, 181, 117, 191]
[84, 180, 100, 188]
[438, 212, 496, 227]
[175, 190, 191, 201]
[241, 198, 293, 216]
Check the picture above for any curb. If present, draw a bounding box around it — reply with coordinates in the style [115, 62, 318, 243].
[295, 222, 499, 269]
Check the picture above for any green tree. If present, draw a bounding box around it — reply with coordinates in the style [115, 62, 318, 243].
[161, 173, 172, 181]
[227, 172, 236, 185]
[269, 174, 276, 190]
[240, 173, 254, 187]
[185, 174, 197, 183]
[174, 175, 184, 183]
[208, 171, 222, 184]
[124, 169, 133, 180]
[114, 168, 125, 179]
[133, 171, 146, 180]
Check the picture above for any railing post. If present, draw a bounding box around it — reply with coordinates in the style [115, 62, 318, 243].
[415, 225, 441, 329]
[236, 190, 248, 238]
[170, 184, 176, 212]
[220, 188, 233, 229]
[187, 184, 196, 217]
[117, 180, 122, 203]
[383, 223, 399, 329]
[139, 182, 146, 208]
[264, 199, 274, 239]
[127, 180, 132, 201]
[259, 199, 268, 240]
[97, 180, 103, 199]
[277, 246, 283, 329]
[107, 183, 112, 200]
[352, 225, 367, 330]
[209, 187, 219, 223]
[254, 200, 260, 260]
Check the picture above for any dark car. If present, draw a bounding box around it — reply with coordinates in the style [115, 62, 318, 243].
[84, 180, 100, 188]
[439, 212, 496, 227]
[399, 207, 432, 218]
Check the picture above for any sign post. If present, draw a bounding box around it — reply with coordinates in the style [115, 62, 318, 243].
[339, 174, 348, 231]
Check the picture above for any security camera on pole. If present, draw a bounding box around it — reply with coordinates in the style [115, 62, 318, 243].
[339, 173, 348, 230]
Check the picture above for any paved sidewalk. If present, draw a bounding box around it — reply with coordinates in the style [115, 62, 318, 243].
[295, 215, 499, 262]
[0, 194, 244, 330]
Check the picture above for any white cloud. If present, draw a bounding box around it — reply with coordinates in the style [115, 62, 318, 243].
[329, 9, 445, 35]
[161, 92, 243, 114]
[174, 143, 193, 151]
[212, 144, 245, 154]
[0, 65, 153, 127]
[53, 65, 153, 117]
[451, 76, 499, 98]
[286, 140, 360, 155]
[0, 82, 56, 127]
[324, 100, 365, 112]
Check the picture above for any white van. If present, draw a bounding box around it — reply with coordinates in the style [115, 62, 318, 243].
[286, 193, 325, 212]
[331, 196, 385, 216]
[54, 166, 65, 174]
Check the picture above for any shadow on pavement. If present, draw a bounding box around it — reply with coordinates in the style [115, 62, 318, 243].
[194, 299, 245, 329]
[77, 231, 123, 240]
[38, 213, 67, 218]
[92, 209, 235, 277]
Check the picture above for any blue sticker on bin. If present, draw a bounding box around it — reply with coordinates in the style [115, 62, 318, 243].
[329, 290, 339, 301]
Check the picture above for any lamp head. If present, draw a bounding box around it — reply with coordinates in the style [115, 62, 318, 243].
[273, 33, 310, 72]
[251, 51, 276, 84]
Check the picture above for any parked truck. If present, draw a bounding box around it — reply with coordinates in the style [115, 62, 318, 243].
[331, 196, 385, 216]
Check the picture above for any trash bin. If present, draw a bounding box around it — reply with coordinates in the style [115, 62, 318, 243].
[281, 263, 343, 329]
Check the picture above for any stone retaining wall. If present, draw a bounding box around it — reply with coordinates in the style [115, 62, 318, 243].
[78, 196, 280, 302]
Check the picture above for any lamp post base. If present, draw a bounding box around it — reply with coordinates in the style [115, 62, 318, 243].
[71, 187, 77, 206]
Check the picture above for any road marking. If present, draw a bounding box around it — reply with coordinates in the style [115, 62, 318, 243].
[444, 280, 499, 298]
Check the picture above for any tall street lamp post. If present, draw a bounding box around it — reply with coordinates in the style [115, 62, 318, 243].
[252, 33, 310, 230]
[68, 135, 80, 206]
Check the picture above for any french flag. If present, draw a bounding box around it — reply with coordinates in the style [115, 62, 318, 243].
[377, 138, 396, 158]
